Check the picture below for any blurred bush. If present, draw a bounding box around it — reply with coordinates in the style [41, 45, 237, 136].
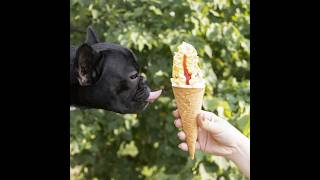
[70, 0, 250, 179]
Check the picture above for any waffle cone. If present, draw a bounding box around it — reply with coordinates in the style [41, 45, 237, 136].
[172, 87, 204, 159]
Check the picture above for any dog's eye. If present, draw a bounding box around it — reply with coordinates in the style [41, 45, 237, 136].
[130, 73, 138, 79]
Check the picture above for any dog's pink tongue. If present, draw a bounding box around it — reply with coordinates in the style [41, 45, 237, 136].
[147, 90, 162, 103]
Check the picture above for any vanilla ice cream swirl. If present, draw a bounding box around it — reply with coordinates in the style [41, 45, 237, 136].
[171, 42, 205, 88]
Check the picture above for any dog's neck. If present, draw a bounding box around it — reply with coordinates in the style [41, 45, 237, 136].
[70, 46, 79, 85]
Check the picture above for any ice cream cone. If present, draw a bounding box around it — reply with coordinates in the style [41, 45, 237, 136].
[173, 87, 205, 159]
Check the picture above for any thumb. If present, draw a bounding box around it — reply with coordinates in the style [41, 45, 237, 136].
[197, 111, 224, 135]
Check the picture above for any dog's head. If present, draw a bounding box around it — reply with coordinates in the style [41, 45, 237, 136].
[72, 26, 161, 114]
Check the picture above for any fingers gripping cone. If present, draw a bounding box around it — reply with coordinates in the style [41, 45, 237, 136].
[173, 87, 205, 159]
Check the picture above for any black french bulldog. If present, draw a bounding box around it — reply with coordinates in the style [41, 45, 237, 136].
[70, 26, 162, 114]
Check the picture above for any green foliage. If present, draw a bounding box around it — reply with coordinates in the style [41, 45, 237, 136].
[70, 0, 250, 179]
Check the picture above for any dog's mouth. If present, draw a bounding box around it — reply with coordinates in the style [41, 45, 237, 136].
[126, 89, 162, 113]
[146, 90, 162, 103]
[133, 76, 162, 103]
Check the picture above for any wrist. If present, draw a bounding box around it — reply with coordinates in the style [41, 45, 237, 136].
[226, 134, 250, 178]
[227, 133, 249, 158]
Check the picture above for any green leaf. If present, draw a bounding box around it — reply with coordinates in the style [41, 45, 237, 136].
[204, 44, 213, 58]
[91, 9, 99, 19]
[149, 5, 162, 15]
[213, 156, 230, 170]
[237, 114, 250, 133]
[117, 141, 139, 157]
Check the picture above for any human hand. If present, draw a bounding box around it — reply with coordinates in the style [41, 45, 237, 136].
[173, 109, 245, 156]
[173, 109, 250, 177]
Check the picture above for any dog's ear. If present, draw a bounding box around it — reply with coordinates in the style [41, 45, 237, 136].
[85, 26, 100, 45]
[75, 44, 100, 86]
